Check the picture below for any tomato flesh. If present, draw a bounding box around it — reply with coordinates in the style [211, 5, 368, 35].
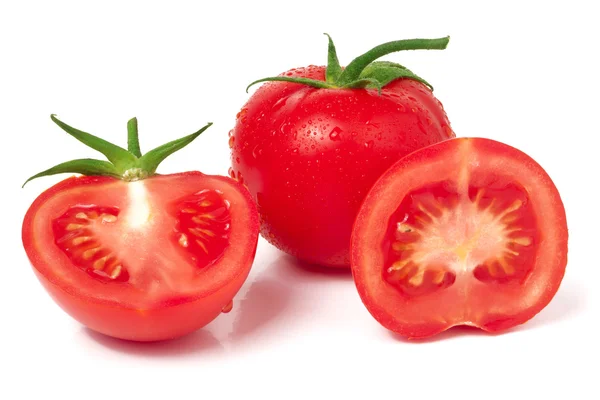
[23, 172, 259, 341]
[351, 138, 567, 338]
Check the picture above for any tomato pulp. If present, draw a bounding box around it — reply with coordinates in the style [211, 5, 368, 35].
[232, 66, 454, 267]
[23, 172, 259, 341]
[351, 138, 568, 338]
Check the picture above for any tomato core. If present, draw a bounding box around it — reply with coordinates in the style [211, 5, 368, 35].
[384, 178, 539, 297]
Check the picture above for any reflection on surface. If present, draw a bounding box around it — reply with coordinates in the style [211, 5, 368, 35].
[231, 277, 291, 338]
[229, 253, 353, 342]
[79, 246, 580, 352]
[84, 327, 225, 357]
[81, 248, 355, 355]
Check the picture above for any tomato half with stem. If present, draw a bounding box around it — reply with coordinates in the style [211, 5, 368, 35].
[351, 137, 568, 338]
[22, 115, 259, 341]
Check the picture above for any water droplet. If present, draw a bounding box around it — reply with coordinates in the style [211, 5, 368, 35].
[377, 133, 382, 141]
[272, 96, 288, 111]
[228, 129, 233, 137]
[221, 301, 233, 313]
[329, 127, 342, 141]
[443, 125, 453, 137]
[364, 140, 374, 149]
[280, 123, 291, 135]
[228, 136, 235, 148]
[292, 148, 299, 154]
[252, 145, 262, 159]
[236, 108, 248, 120]
[228, 167, 236, 179]
[397, 104, 406, 113]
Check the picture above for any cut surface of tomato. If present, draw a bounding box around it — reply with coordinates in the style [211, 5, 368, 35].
[351, 138, 568, 338]
[23, 172, 259, 341]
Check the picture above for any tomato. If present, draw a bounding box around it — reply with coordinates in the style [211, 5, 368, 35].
[231, 35, 454, 267]
[22, 116, 259, 341]
[351, 137, 568, 338]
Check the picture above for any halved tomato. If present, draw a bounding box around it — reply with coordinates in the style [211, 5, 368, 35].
[22, 115, 259, 342]
[23, 173, 258, 341]
[351, 137, 568, 338]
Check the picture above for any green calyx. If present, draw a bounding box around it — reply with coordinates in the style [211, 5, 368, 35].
[246, 34, 449, 94]
[23, 115, 212, 187]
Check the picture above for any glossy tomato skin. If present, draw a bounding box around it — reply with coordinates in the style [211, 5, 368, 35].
[351, 138, 568, 338]
[22, 173, 259, 341]
[231, 66, 454, 267]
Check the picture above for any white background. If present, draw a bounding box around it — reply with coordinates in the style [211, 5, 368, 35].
[1, 1, 598, 399]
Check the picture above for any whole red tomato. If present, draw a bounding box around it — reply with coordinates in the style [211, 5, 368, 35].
[231, 35, 455, 267]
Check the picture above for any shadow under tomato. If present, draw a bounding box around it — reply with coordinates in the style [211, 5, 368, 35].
[229, 253, 353, 342]
[387, 278, 585, 343]
[279, 254, 354, 280]
[83, 327, 225, 357]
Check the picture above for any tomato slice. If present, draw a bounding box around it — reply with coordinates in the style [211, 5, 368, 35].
[351, 138, 568, 338]
[22, 172, 259, 341]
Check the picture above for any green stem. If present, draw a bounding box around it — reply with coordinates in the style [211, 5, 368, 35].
[23, 116, 212, 187]
[247, 76, 336, 92]
[324, 33, 342, 83]
[337, 37, 449, 85]
[127, 117, 142, 157]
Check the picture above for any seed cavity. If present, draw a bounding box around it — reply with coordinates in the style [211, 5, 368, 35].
[53, 206, 128, 282]
[173, 189, 232, 269]
[385, 181, 537, 296]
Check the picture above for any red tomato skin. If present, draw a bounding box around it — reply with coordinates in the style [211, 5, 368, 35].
[22, 173, 259, 341]
[231, 66, 454, 267]
[32, 267, 246, 341]
[351, 138, 568, 338]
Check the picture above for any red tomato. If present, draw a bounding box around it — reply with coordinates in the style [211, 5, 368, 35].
[231, 36, 454, 267]
[23, 173, 258, 341]
[351, 137, 568, 338]
[22, 116, 259, 341]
